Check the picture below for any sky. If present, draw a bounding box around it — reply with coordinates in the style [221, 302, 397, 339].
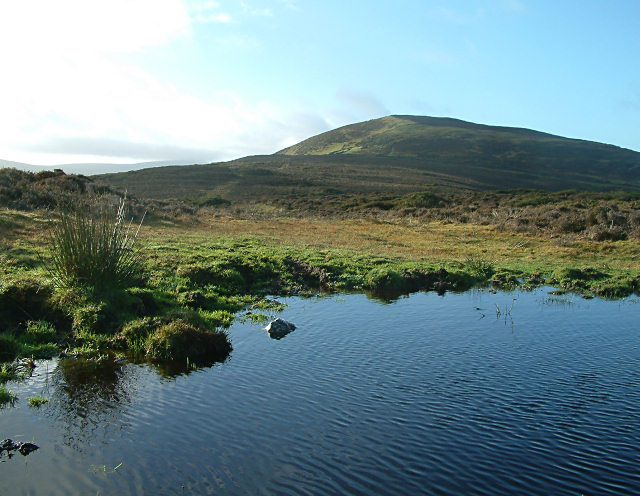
[0, 0, 638, 167]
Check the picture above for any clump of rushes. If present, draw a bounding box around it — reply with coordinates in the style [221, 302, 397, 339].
[47, 197, 144, 291]
[28, 395, 49, 408]
[0, 362, 20, 383]
[0, 385, 17, 407]
[465, 256, 495, 281]
[24, 320, 57, 345]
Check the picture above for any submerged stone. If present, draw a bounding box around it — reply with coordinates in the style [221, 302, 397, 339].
[264, 318, 296, 340]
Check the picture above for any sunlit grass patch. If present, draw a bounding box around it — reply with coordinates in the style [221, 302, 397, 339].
[28, 395, 49, 408]
[24, 320, 58, 344]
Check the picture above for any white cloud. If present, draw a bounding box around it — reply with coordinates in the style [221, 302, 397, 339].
[277, 0, 299, 11]
[0, 48, 329, 164]
[0, 0, 329, 165]
[193, 12, 232, 23]
[217, 34, 262, 50]
[190, 0, 232, 23]
[0, 0, 191, 55]
[241, 2, 273, 17]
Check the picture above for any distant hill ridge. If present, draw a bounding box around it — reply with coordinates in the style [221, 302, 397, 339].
[94, 115, 640, 199]
[278, 114, 635, 158]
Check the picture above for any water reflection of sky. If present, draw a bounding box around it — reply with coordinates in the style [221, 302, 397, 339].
[1, 288, 640, 495]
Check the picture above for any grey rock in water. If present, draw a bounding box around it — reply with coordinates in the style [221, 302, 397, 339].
[264, 318, 296, 340]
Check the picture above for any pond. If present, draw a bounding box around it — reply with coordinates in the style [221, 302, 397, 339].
[2, 288, 640, 495]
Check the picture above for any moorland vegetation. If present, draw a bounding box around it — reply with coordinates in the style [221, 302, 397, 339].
[97, 115, 640, 198]
[1, 114, 640, 403]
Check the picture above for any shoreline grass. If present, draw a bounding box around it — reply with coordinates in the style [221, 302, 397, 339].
[145, 214, 640, 281]
[1, 207, 639, 370]
[0, 385, 18, 407]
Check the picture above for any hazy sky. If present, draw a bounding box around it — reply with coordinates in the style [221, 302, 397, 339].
[1, 0, 638, 165]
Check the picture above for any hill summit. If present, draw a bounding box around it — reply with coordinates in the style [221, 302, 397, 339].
[278, 115, 556, 156]
[277, 115, 639, 189]
[95, 115, 640, 199]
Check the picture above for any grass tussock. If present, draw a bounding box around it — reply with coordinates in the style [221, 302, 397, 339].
[47, 198, 144, 291]
[0, 385, 17, 407]
[28, 395, 49, 408]
[146, 320, 231, 362]
[24, 320, 58, 344]
[119, 317, 232, 362]
[0, 362, 20, 383]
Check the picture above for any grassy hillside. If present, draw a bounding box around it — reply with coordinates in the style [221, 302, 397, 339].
[279, 115, 640, 188]
[96, 115, 640, 200]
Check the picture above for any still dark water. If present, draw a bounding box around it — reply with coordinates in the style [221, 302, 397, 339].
[2, 289, 640, 495]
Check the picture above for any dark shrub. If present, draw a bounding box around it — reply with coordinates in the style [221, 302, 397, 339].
[587, 226, 628, 241]
[401, 191, 444, 208]
[179, 291, 206, 309]
[491, 271, 519, 289]
[465, 257, 495, 280]
[555, 214, 586, 233]
[0, 335, 19, 361]
[284, 258, 332, 289]
[199, 197, 231, 207]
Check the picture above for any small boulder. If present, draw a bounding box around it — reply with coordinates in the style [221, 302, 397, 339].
[264, 318, 296, 340]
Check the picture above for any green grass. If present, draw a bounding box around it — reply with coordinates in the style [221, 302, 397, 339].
[0, 193, 639, 367]
[46, 198, 144, 291]
[0, 362, 19, 383]
[24, 320, 58, 344]
[0, 385, 17, 407]
[4, 114, 640, 296]
[2, 134, 637, 374]
[28, 395, 49, 407]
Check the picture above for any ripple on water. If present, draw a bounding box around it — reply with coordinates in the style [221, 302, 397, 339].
[1, 290, 640, 495]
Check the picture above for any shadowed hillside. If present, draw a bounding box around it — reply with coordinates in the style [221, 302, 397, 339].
[95, 115, 640, 200]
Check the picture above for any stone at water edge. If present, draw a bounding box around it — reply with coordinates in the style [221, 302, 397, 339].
[264, 318, 296, 339]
